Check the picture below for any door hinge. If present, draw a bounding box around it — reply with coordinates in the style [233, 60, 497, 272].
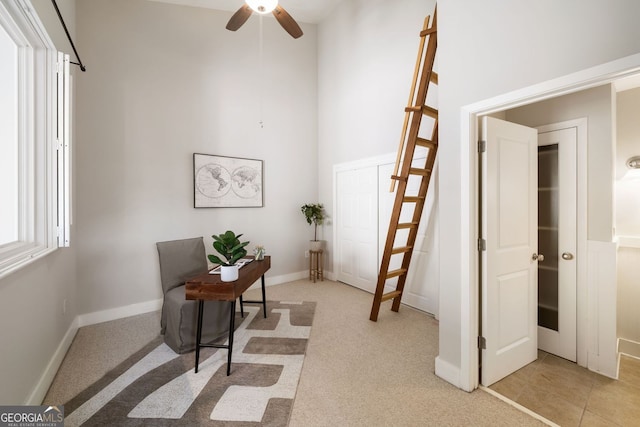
[478, 336, 486, 349]
[477, 238, 486, 252]
[478, 140, 486, 153]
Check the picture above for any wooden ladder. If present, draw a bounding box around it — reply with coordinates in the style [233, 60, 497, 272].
[370, 8, 438, 322]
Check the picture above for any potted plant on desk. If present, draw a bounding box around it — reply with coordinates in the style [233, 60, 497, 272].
[208, 230, 249, 282]
[301, 203, 325, 251]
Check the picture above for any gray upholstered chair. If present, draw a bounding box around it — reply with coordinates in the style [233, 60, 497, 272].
[156, 237, 231, 354]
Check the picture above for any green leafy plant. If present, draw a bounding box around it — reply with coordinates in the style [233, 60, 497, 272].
[300, 203, 325, 241]
[208, 230, 249, 266]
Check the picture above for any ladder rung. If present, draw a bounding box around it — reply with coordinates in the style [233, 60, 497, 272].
[397, 222, 419, 229]
[386, 269, 407, 279]
[421, 105, 438, 118]
[390, 175, 407, 182]
[391, 246, 412, 255]
[404, 105, 438, 118]
[409, 167, 432, 176]
[381, 290, 403, 302]
[403, 196, 425, 203]
[430, 71, 438, 85]
[420, 27, 436, 37]
[416, 137, 437, 149]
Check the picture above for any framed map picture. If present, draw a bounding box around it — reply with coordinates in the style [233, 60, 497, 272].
[193, 153, 264, 208]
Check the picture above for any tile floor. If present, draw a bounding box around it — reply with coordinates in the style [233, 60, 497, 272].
[489, 352, 640, 426]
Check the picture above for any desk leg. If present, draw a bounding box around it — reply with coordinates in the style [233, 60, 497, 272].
[239, 295, 244, 318]
[194, 300, 204, 373]
[226, 299, 236, 376]
[261, 275, 267, 318]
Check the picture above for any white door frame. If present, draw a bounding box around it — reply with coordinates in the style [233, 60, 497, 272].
[459, 53, 640, 391]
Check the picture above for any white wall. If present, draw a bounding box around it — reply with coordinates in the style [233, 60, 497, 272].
[74, 0, 318, 314]
[0, 0, 78, 405]
[317, 0, 436, 273]
[438, 0, 640, 389]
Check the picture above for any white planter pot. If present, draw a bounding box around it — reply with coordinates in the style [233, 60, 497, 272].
[221, 265, 239, 282]
[310, 240, 323, 251]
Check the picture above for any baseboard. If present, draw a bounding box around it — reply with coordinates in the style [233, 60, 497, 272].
[435, 356, 461, 389]
[26, 316, 80, 405]
[247, 270, 310, 290]
[619, 338, 640, 359]
[77, 298, 163, 328]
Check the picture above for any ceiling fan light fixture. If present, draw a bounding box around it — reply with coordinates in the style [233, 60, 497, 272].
[245, 0, 278, 14]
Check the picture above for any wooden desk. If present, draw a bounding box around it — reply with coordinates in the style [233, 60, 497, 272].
[185, 256, 270, 374]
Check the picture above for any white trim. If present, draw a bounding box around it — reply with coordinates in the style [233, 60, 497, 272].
[435, 356, 461, 388]
[616, 236, 640, 248]
[618, 338, 640, 359]
[77, 298, 164, 328]
[460, 53, 640, 392]
[26, 316, 79, 405]
[332, 152, 398, 173]
[247, 270, 309, 290]
[586, 240, 618, 379]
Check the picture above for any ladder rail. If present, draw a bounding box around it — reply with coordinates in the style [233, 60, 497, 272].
[389, 15, 432, 193]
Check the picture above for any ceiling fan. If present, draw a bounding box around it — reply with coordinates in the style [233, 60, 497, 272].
[226, 0, 303, 39]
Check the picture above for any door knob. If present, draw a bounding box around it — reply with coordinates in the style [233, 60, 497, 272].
[562, 252, 574, 260]
[532, 253, 545, 262]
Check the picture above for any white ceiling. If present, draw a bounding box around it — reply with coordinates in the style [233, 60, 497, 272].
[146, 0, 345, 24]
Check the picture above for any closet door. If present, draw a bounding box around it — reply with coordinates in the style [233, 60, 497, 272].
[335, 166, 379, 293]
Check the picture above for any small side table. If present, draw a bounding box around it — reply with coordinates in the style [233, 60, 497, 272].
[309, 250, 324, 283]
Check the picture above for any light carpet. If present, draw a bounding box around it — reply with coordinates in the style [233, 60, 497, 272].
[62, 301, 315, 426]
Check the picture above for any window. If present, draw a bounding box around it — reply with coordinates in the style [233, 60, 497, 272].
[0, 0, 70, 278]
[0, 22, 18, 246]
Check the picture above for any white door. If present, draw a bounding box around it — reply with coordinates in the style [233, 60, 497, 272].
[335, 166, 379, 292]
[378, 160, 439, 315]
[481, 116, 539, 387]
[537, 128, 577, 361]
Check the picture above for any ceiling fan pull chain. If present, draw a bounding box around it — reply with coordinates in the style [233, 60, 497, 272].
[258, 14, 264, 128]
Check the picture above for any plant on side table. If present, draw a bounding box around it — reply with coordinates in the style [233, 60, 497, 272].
[208, 230, 249, 282]
[301, 203, 325, 251]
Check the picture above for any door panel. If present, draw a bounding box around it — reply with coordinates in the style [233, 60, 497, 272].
[537, 128, 577, 361]
[336, 167, 379, 292]
[481, 116, 538, 387]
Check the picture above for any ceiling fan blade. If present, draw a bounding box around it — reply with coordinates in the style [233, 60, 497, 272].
[272, 5, 303, 39]
[226, 5, 253, 31]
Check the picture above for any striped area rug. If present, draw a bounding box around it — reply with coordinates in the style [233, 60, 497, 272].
[63, 301, 315, 426]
